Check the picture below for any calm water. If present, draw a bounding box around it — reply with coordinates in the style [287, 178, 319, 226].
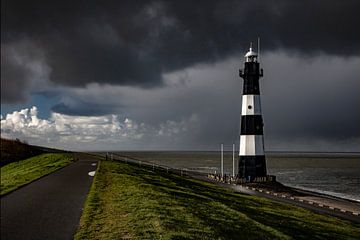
[268, 167, 360, 201]
[108, 151, 360, 202]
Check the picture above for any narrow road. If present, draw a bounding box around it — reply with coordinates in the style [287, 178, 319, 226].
[1, 154, 98, 240]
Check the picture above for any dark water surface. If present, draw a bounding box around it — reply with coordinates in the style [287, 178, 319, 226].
[105, 151, 360, 201]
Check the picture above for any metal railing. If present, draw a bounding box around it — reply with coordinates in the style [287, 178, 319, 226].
[89, 152, 275, 184]
[93, 152, 209, 179]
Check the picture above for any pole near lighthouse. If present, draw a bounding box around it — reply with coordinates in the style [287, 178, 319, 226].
[238, 42, 267, 182]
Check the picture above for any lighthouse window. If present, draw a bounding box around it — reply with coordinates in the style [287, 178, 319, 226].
[248, 105, 252, 109]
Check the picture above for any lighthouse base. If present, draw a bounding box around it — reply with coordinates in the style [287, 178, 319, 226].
[238, 155, 267, 182]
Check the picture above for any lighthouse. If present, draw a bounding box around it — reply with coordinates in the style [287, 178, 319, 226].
[238, 43, 267, 181]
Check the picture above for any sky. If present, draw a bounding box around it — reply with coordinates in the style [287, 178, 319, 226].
[1, 0, 360, 152]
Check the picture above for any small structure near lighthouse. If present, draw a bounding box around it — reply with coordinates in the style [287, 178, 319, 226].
[238, 43, 267, 182]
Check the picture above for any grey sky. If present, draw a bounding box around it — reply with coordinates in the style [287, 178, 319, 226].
[1, 0, 360, 151]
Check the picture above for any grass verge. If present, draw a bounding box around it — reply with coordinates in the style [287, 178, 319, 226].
[1, 153, 74, 195]
[75, 160, 360, 240]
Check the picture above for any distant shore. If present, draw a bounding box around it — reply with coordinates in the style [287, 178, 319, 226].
[282, 184, 360, 203]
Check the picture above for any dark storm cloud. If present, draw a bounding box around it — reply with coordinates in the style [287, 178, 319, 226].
[1, 40, 47, 103]
[1, 45, 30, 103]
[2, 0, 360, 103]
[52, 103, 102, 116]
[2, 0, 360, 151]
[259, 54, 360, 151]
[51, 101, 123, 116]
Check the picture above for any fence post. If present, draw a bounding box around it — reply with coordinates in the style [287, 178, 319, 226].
[221, 144, 224, 178]
[232, 143, 235, 177]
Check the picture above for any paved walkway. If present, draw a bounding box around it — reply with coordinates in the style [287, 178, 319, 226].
[1, 154, 98, 240]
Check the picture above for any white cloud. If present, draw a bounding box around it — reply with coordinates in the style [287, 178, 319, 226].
[0, 106, 199, 150]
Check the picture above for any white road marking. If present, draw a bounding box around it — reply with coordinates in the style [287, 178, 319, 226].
[91, 163, 97, 166]
[88, 171, 96, 177]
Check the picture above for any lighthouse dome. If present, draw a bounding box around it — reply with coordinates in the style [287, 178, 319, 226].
[245, 46, 258, 62]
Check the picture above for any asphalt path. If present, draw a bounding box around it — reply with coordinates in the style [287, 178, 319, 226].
[1, 154, 98, 240]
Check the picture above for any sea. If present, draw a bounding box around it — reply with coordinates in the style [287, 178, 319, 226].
[109, 151, 360, 202]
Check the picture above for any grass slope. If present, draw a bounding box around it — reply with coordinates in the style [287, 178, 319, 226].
[1, 153, 74, 195]
[75, 160, 360, 240]
[0, 138, 44, 166]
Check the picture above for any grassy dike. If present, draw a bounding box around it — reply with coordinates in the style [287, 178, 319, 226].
[1, 153, 73, 195]
[75, 160, 360, 240]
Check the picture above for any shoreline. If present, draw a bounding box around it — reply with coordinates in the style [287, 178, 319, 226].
[242, 181, 360, 216]
[194, 173, 360, 222]
[284, 184, 360, 204]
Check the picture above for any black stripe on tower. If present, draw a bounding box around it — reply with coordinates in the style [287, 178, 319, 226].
[243, 62, 262, 76]
[239, 62, 263, 95]
[238, 156, 267, 179]
[240, 115, 264, 135]
[243, 77, 260, 95]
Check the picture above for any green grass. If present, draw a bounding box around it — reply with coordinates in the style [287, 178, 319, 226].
[75, 160, 360, 240]
[1, 153, 74, 195]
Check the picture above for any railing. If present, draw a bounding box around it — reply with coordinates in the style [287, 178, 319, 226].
[91, 152, 275, 184]
[96, 152, 209, 179]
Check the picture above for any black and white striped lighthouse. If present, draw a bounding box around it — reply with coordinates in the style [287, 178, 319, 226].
[238, 43, 267, 181]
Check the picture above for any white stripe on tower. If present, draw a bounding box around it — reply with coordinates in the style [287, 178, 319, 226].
[239, 135, 264, 156]
[241, 95, 262, 115]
